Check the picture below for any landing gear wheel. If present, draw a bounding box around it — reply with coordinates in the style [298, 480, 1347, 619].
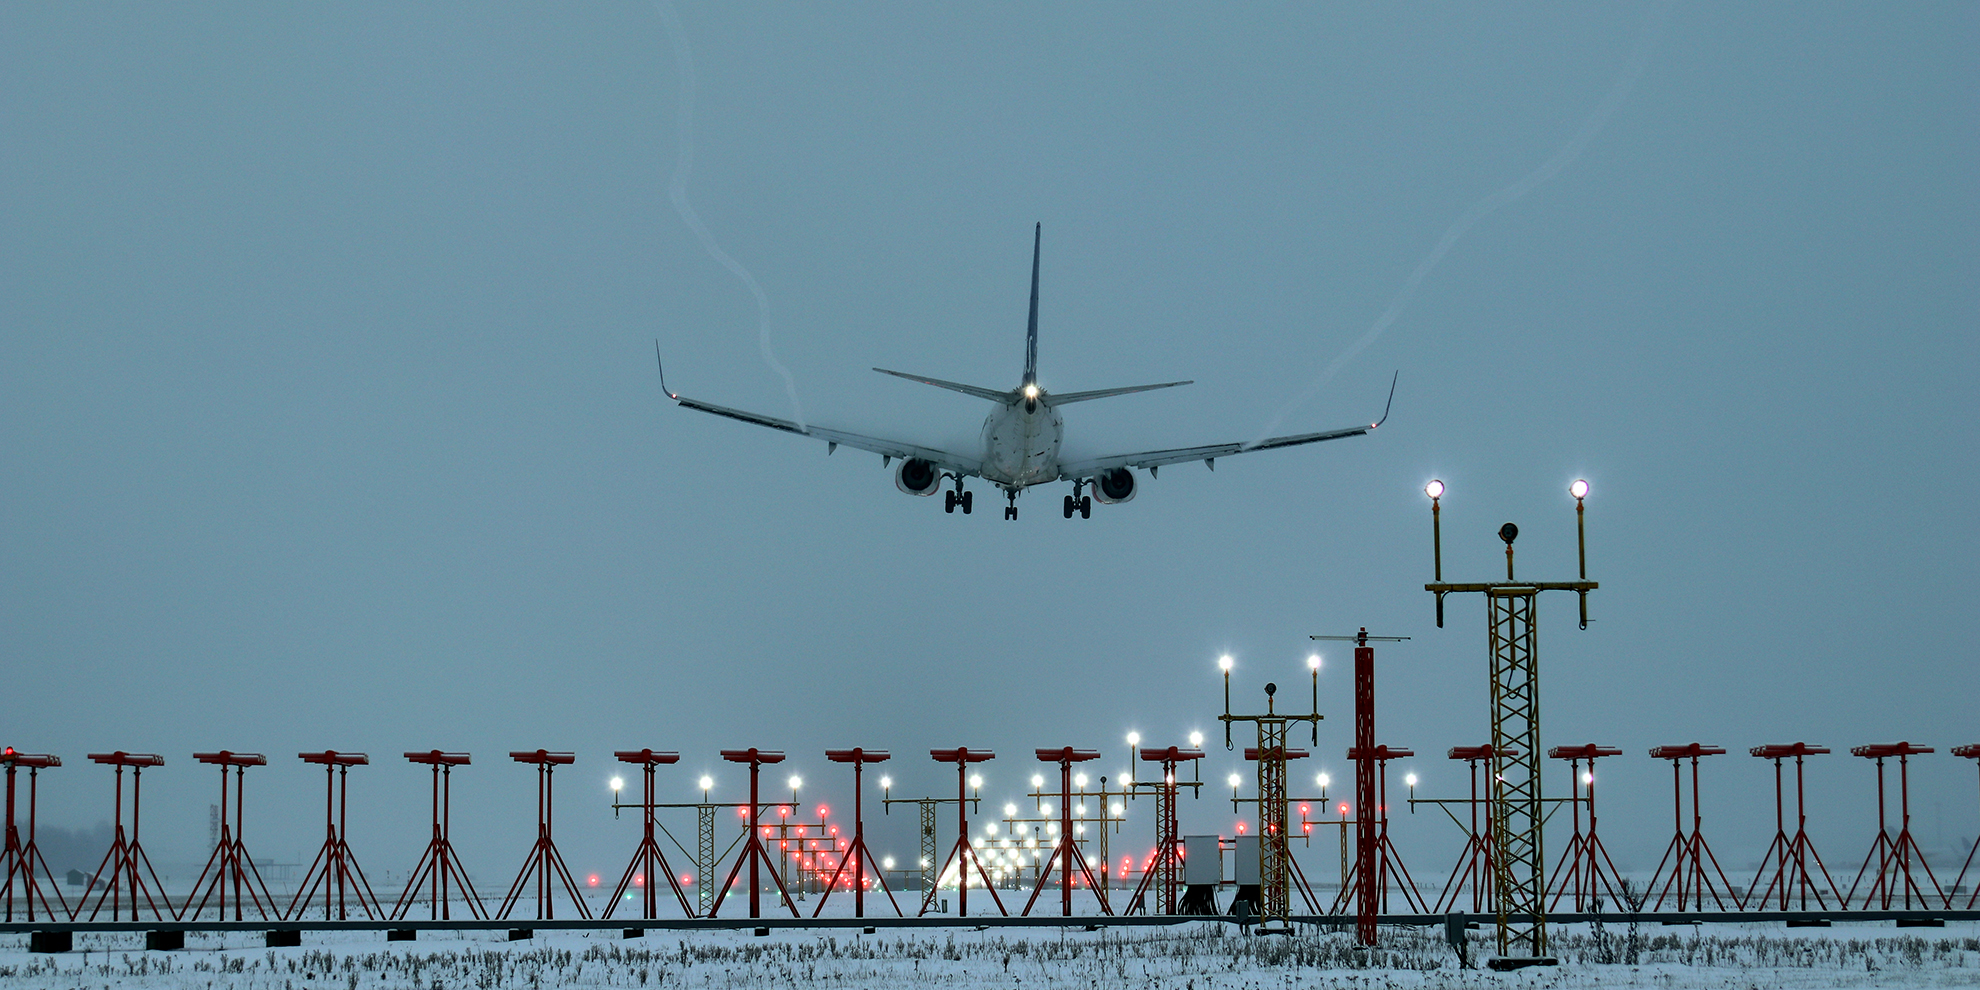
[1003, 490, 1018, 520]
[1063, 495, 1075, 519]
[1079, 496, 1091, 519]
[944, 490, 957, 513]
[960, 490, 973, 514]
[1005, 506, 1017, 520]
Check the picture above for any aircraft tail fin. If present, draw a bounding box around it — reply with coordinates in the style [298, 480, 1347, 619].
[1024, 222, 1040, 388]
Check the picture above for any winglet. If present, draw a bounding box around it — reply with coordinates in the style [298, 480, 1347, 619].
[655, 341, 679, 400]
[1370, 370, 1401, 427]
[1024, 222, 1040, 388]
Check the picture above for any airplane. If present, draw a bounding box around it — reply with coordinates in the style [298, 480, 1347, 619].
[656, 223, 1394, 520]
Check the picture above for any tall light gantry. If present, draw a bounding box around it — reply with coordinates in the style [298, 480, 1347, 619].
[1423, 479, 1597, 969]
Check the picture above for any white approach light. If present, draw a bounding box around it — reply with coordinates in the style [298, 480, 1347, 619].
[1405, 773, 1418, 788]
[1110, 802, 1124, 816]
[984, 822, 999, 835]
[1571, 479, 1590, 500]
[1228, 773, 1242, 789]
[1031, 774, 1045, 788]
[879, 775, 892, 790]
[883, 857, 896, 870]
[698, 775, 713, 791]
[610, 776, 624, 792]
[788, 775, 801, 791]
[1218, 655, 1234, 672]
[1317, 773, 1330, 789]
[1425, 479, 1445, 500]
[1074, 773, 1088, 788]
[1004, 803, 1018, 817]
[1308, 654, 1322, 672]
[969, 774, 983, 790]
[1126, 731, 1141, 747]
[1189, 731, 1205, 748]
[1039, 803, 1052, 817]
[1583, 771, 1595, 785]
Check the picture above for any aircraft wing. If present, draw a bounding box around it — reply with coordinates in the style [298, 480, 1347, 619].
[659, 352, 982, 478]
[1057, 373, 1396, 479]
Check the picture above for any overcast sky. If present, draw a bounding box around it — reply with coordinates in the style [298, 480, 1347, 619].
[4, 2, 1974, 898]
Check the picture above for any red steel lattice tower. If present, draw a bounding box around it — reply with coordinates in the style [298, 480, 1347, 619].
[1953, 744, 1979, 909]
[707, 749, 799, 920]
[1747, 743, 1842, 910]
[288, 751, 382, 920]
[1022, 748, 1112, 917]
[1644, 744, 1740, 910]
[393, 751, 485, 920]
[182, 751, 281, 921]
[1545, 744, 1624, 912]
[1125, 745, 1203, 915]
[77, 752, 169, 922]
[1, 749, 66, 922]
[922, 748, 1003, 917]
[1845, 742, 1946, 909]
[498, 750, 592, 920]
[811, 748, 902, 918]
[603, 750, 696, 921]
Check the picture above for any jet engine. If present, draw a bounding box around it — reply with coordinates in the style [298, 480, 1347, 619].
[1092, 467, 1137, 504]
[895, 458, 942, 496]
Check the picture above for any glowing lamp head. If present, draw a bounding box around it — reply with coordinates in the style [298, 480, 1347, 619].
[968, 774, 983, 790]
[879, 775, 891, 790]
[788, 775, 801, 791]
[1023, 383, 1039, 400]
[698, 775, 713, 791]
[1218, 654, 1234, 672]
[610, 776, 624, 792]
[1189, 731, 1205, 748]
[1004, 802, 1017, 817]
[1317, 773, 1330, 788]
[1583, 771, 1594, 785]
[1570, 479, 1589, 500]
[883, 856, 895, 870]
[1405, 773, 1418, 787]
[1425, 479, 1445, 500]
[1307, 654, 1321, 672]
[1227, 773, 1242, 789]
[1031, 774, 1045, 788]
[1125, 731, 1141, 747]
[1074, 773, 1088, 788]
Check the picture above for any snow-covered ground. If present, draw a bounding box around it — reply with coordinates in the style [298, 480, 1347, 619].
[2, 921, 1976, 989]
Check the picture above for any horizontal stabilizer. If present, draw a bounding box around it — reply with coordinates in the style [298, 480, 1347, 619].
[1045, 380, 1193, 406]
[872, 367, 1011, 404]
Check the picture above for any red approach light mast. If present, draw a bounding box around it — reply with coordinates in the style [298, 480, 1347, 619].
[812, 748, 902, 919]
[1, 749, 66, 923]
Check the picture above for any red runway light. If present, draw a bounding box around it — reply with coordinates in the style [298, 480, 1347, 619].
[587, 874, 599, 887]
[633, 873, 644, 887]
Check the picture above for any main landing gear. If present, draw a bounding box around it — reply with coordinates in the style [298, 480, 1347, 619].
[943, 481, 973, 514]
[1063, 481, 1091, 519]
[1004, 489, 1019, 520]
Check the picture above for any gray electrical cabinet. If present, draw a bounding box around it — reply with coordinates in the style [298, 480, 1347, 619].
[1232, 836, 1261, 885]
[1183, 835, 1221, 885]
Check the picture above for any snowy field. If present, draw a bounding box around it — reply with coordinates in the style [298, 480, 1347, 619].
[2, 921, 1977, 989]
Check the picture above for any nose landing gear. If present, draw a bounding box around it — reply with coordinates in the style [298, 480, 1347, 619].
[1004, 489, 1019, 520]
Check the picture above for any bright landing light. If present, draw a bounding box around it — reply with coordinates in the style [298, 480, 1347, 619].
[1189, 731, 1205, 748]
[610, 776, 624, 792]
[1218, 655, 1234, 672]
[1307, 654, 1321, 671]
[1024, 384, 1040, 399]
[1571, 479, 1590, 500]
[1425, 479, 1445, 500]
[1228, 773, 1242, 789]
[698, 775, 713, 791]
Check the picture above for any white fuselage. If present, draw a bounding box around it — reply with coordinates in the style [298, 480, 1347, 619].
[978, 397, 1063, 489]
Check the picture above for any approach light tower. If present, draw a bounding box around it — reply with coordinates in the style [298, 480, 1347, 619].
[1218, 655, 1322, 934]
[1423, 479, 1597, 970]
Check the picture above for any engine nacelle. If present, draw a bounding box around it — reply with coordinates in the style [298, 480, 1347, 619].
[1092, 467, 1137, 504]
[895, 458, 942, 496]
